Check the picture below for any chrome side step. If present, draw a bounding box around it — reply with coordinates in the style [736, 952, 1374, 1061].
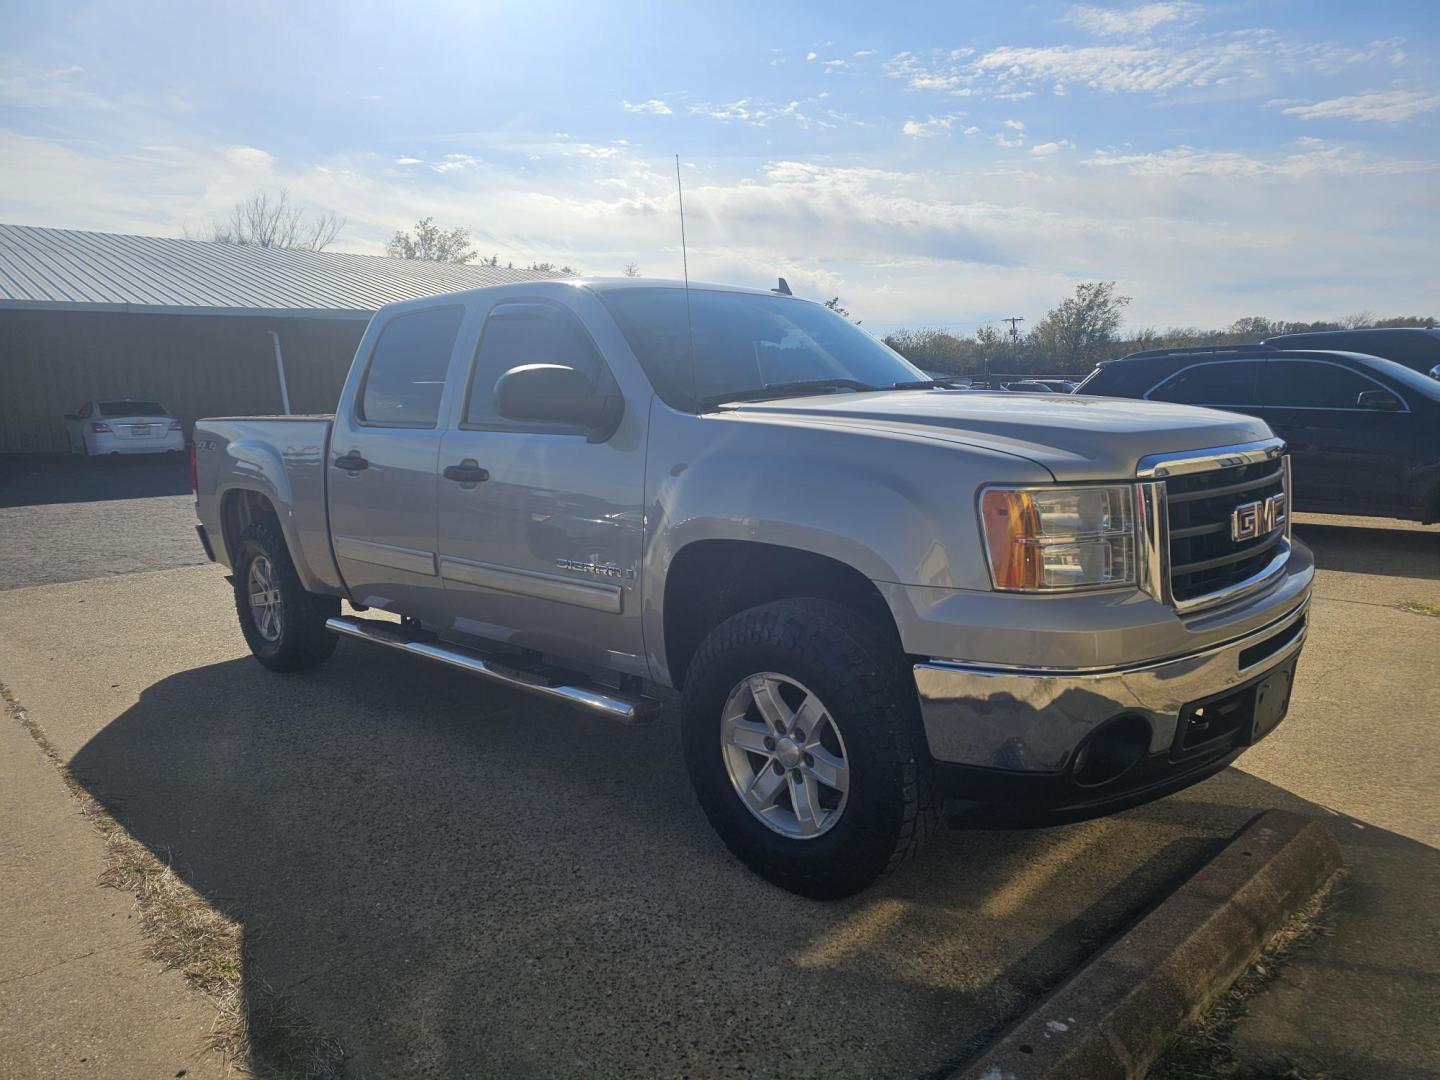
[325, 616, 658, 724]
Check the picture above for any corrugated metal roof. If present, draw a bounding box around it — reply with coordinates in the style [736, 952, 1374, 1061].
[0, 223, 564, 319]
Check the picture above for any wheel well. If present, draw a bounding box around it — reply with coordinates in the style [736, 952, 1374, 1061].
[662, 540, 900, 688]
[220, 489, 282, 561]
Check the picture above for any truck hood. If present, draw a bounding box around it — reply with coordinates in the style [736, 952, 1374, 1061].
[720, 390, 1274, 481]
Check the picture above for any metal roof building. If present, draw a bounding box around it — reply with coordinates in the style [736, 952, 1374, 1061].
[0, 224, 560, 453]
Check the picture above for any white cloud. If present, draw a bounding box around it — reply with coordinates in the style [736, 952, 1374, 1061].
[693, 97, 808, 126]
[901, 114, 963, 138]
[3, 127, 1435, 335]
[0, 60, 106, 110]
[892, 34, 1409, 100]
[806, 51, 817, 61]
[1066, 3, 1200, 38]
[1086, 143, 1436, 178]
[432, 153, 481, 173]
[622, 98, 673, 116]
[393, 156, 423, 166]
[1276, 89, 1440, 124]
[1004, 119, 1025, 130]
[1030, 140, 1074, 155]
[853, 49, 875, 57]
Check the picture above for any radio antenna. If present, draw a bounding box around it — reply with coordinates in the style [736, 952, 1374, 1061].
[676, 154, 698, 407]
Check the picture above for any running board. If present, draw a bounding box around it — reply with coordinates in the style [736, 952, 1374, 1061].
[325, 616, 658, 724]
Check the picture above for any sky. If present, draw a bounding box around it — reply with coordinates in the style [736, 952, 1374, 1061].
[2, 0, 1437, 334]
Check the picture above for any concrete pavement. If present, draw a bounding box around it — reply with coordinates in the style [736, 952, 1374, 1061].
[0, 691, 225, 1079]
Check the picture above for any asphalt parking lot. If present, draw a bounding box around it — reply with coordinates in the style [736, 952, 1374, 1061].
[0, 454, 202, 590]
[1, 459, 1437, 1078]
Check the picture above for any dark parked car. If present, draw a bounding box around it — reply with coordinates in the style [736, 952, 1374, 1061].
[1263, 327, 1440, 380]
[1076, 345, 1440, 523]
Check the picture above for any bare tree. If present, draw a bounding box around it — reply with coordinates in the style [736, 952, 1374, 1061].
[210, 189, 344, 250]
[623, 262, 641, 277]
[386, 218, 477, 263]
[527, 261, 580, 274]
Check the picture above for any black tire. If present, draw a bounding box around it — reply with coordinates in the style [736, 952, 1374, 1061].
[232, 521, 340, 672]
[681, 598, 938, 899]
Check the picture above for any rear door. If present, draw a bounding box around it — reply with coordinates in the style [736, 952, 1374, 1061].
[327, 304, 466, 622]
[1144, 360, 1259, 414]
[434, 294, 647, 674]
[1251, 360, 1412, 511]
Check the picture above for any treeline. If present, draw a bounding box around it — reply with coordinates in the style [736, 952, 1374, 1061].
[881, 282, 1437, 377]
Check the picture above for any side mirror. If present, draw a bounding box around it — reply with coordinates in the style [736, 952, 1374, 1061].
[495, 364, 621, 440]
[1356, 389, 1401, 411]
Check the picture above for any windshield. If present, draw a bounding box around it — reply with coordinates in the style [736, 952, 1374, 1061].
[598, 287, 925, 408]
[99, 400, 167, 416]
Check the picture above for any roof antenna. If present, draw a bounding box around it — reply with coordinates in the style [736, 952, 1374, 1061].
[772, 277, 792, 296]
[676, 154, 698, 408]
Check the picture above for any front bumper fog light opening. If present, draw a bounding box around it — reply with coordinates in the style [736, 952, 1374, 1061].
[1072, 714, 1151, 788]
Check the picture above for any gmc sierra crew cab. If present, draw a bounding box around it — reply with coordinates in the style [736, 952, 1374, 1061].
[193, 278, 1313, 898]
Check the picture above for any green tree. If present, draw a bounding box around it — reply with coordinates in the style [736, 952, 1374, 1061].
[386, 218, 477, 263]
[1026, 281, 1132, 373]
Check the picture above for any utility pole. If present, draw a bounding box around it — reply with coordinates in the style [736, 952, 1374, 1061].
[1002, 316, 1025, 386]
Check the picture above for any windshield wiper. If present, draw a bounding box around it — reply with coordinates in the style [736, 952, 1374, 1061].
[887, 379, 963, 390]
[702, 378, 879, 406]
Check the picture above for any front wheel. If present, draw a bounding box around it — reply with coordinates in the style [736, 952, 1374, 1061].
[681, 599, 937, 899]
[232, 521, 339, 672]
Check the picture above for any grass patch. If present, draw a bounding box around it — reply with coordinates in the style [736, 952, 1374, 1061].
[2, 679, 344, 1079]
[1396, 600, 1440, 618]
[1148, 873, 1347, 1080]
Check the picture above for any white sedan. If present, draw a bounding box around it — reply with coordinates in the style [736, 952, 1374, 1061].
[64, 399, 185, 456]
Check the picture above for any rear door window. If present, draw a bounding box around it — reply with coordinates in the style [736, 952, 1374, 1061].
[358, 306, 464, 427]
[1148, 363, 1257, 406]
[1255, 361, 1392, 409]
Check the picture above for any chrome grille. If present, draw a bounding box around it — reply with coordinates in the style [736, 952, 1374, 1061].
[1165, 457, 1288, 604]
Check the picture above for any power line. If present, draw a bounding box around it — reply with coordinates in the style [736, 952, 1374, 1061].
[1002, 316, 1025, 343]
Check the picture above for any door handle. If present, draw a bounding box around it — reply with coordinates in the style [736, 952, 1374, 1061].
[333, 451, 369, 472]
[443, 459, 490, 484]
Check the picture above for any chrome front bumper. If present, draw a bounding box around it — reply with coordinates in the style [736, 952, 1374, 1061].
[913, 597, 1309, 772]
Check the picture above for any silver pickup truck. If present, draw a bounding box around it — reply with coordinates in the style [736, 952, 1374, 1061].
[193, 278, 1312, 898]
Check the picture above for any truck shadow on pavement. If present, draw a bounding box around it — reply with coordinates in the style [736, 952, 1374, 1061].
[66, 645, 1440, 1079]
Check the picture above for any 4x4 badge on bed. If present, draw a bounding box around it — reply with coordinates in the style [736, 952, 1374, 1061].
[1231, 493, 1286, 542]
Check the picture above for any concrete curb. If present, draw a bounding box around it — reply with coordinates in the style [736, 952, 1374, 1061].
[952, 809, 1343, 1080]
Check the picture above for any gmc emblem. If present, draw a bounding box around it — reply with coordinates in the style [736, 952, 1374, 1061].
[1231, 493, 1287, 542]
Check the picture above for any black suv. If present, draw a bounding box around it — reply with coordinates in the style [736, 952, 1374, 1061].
[1263, 327, 1440, 380]
[1076, 346, 1440, 523]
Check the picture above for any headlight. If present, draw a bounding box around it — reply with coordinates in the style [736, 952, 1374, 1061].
[980, 484, 1136, 591]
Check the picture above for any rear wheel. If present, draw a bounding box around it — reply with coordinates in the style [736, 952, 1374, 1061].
[232, 521, 339, 672]
[681, 598, 937, 899]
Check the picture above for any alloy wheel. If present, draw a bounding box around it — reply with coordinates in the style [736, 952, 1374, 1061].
[720, 672, 850, 839]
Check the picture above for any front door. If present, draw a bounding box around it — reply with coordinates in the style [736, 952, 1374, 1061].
[435, 296, 647, 675]
[327, 304, 466, 624]
[1252, 360, 1411, 512]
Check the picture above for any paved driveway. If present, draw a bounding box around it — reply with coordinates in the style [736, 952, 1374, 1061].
[0, 461, 1436, 1077]
[0, 456, 202, 590]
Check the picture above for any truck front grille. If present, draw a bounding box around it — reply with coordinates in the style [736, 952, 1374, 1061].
[1165, 457, 1288, 604]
